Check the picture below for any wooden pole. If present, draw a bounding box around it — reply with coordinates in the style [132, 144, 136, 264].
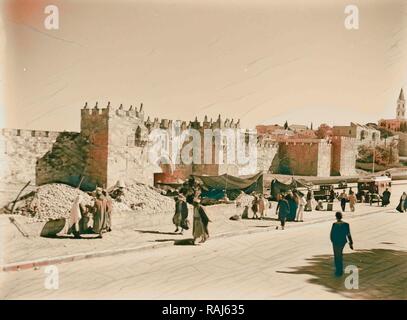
[10, 180, 31, 215]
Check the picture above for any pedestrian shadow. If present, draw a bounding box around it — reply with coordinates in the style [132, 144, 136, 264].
[148, 238, 195, 245]
[134, 229, 180, 236]
[277, 248, 407, 299]
[150, 238, 178, 243]
[41, 234, 101, 240]
[174, 238, 195, 246]
[260, 217, 279, 221]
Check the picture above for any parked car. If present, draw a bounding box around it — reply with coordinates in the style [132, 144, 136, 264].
[314, 184, 333, 201]
[337, 181, 348, 189]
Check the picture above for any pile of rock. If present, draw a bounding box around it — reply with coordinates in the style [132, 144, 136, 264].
[11, 183, 93, 222]
[110, 183, 175, 214]
[7, 182, 175, 222]
[236, 193, 255, 208]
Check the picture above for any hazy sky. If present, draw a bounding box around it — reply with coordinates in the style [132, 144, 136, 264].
[1, 0, 407, 131]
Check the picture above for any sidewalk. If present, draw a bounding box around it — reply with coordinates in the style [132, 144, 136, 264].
[0, 198, 391, 272]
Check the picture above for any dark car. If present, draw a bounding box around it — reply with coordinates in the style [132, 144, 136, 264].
[338, 181, 348, 189]
[314, 184, 333, 201]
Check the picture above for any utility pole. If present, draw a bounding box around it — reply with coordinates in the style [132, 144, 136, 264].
[372, 141, 375, 174]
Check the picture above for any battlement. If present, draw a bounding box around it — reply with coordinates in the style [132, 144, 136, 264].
[330, 136, 357, 142]
[80, 101, 145, 120]
[276, 138, 331, 146]
[257, 140, 279, 148]
[145, 114, 241, 131]
[0, 128, 61, 139]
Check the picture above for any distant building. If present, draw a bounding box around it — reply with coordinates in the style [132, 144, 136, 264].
[256, 124, 284, 135]
[378, 88, 407, 131]
[288, 124, 308, 132]
[333, 122, 380, 146]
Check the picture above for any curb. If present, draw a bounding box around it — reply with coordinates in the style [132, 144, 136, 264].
[0, 206, 387, 273]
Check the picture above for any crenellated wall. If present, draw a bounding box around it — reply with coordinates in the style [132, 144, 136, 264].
[0, 129, 61, 184]
[2, 102, 359, 190]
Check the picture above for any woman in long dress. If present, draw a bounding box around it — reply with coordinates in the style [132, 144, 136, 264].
[348, 192, 357, 212]
[396, 192, 407, 212]
[251, 195, 259, 219]
[92, 188, 109, 238]
[192, 200, 210, 244]
[172, 196, 182, 232]
[286, 192, 298, 221]
[305, 189, 313, 211]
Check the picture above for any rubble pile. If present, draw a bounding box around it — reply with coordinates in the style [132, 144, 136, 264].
[6, 182, 175, 222]
[111, 183, 175, 214]
[237, 193, 255, 207]
[11, 183, 93, 222]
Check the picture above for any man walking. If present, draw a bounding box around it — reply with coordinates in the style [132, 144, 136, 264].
[339, 190, 348, 212]
[330, 212, 354, 277]
[276, 193, 290, 230]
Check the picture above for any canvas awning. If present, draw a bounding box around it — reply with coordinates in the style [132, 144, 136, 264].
[193, 172, 264, 193]
[270, 177, 313, 199]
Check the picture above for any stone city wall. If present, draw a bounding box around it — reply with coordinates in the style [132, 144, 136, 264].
[0, 129, 60, 185]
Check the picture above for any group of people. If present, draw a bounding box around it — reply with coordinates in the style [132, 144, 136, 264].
[239, 192, 269, 220]
[67, 187, 113, 239]
[338, 189, 357, 212]
[172, 190, 211, 245]
[275, 190, 307, 230]
[307, 187, 359, 213]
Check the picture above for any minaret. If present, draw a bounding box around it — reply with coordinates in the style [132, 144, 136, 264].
[397, 88, 405, 120]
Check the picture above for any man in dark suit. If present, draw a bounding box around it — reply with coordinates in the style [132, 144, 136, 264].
[330, 211, 354, 276]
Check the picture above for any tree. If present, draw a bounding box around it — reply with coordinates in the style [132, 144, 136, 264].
[284, 121, 288, 130]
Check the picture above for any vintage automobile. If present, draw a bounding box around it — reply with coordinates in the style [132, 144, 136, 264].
[357, 175, 392, 205]
[313, 184, 334, 201]
[337, 181, 348, 189]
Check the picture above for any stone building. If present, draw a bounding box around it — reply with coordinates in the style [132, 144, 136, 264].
[332, 122, 381, 146]
[378, 88, 407, 156]
[379, 89, 407, 131]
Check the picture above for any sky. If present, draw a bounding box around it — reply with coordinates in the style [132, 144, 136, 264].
[1, 0, 407, 132]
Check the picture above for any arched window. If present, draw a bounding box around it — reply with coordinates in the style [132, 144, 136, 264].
[135, 126, 142, 140]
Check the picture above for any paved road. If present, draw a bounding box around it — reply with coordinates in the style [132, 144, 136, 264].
[1, 208, 406, 299]
[3, 182, 405, 266]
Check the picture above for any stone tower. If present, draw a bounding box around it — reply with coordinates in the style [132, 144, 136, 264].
[80, 102, 152, 188]
[397, 88, 405, 120]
